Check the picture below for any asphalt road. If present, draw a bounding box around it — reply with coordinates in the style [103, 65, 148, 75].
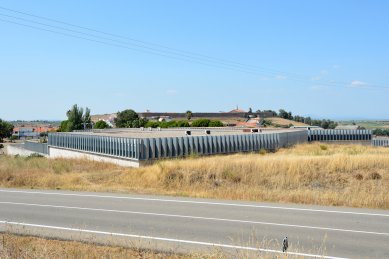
[0, 188, 388, 258]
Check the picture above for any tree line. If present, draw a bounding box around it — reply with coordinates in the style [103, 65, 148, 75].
[373, 129, 389, 136]
[58, 106, 224, 132]
[256, 108, 338, 129]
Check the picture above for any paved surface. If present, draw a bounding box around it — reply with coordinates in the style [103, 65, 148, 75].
[0, 188, 388, 258]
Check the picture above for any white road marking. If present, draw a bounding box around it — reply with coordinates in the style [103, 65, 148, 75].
[0, 189, 388, 217]
[1, 201, 388, 236]
[0, 220, 348, 259]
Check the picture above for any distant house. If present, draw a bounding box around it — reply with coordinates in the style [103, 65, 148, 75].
[335, 125, 362, 130]
[12, 127, 40, 139]
[12, 126, 58, 139]
[236, 117, 263, 128]
[158, 116, 173, 122]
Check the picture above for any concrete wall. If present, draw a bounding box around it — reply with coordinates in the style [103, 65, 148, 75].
[48, 147, 142, 167]
[308, 129, 372, 142]
[278, 131, 308, 147]
[49, 133, 140, 160]
[4, 144, 48, 157]
[24, 141, 48, 154]
[372, 138, 389, 147]
[47, 130, 308, 166]
[138, 130, 308, 160]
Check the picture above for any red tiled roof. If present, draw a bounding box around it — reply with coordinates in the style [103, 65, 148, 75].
[13, 126, 58, 133]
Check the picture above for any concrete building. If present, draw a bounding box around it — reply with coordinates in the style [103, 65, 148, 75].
[6, 128, 375, 168]
[12, 126, 58, 139]
[12, 127, 40, 139]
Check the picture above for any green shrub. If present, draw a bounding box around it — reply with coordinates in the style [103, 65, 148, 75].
[94, 120, 111, 129]
[145, 120, 189, 128]
[176, 120, 190, 127]
[209, 120, 224, 127]
[191, 119, 211, 127]
[9, 135, 17, 141]
[144, 121, 160, 128]
[158, 121, 177, 128]
[262, 119, 273, 126]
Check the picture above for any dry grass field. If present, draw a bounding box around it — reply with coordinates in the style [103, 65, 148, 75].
[0, 143, 388, 209]
[0, 233, 295, 259]
[0, 233, 201, 259]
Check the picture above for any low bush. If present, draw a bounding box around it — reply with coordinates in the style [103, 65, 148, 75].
[191, 119, 211, 127]
[208, 120, 224, 127]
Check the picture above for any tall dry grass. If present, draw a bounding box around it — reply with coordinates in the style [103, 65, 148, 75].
[0, 233, 303, 259]
[0, 233, 201, 259]
[0, 143, 388, 209]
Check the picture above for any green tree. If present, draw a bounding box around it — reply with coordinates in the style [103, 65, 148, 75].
[58, 120, 69, 132]
[264, 110, 278, 116]
[64, 104, 92, 131]
[278, 109, 289, 119]
[94, 120, 111, 129]
[320, 120, 330, 129]
[373, 129, 389, 136]
[304, 117, 312, 125]
[186, 110, 193, 121]
[0, 119, 14, 141]
[83, 107, 91, 128]
[126, 117, 148, 128]
[328, 121, 338, 129]
[287, 112, 293, 120]
[114, 109, 139, 128]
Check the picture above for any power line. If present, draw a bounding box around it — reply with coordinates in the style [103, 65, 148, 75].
[0, 5, 334, 80]
[0, 5, 387, 89]
[0, 18, 262, 75]
[0, 5, 298, 75]
[0, 6, 273, 74]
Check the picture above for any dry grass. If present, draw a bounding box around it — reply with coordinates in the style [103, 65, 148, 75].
[267, 117, 308, 127]
[0, 233, 306, 259]
[0, 233, 208, 259]
[0, 143, 388, 209]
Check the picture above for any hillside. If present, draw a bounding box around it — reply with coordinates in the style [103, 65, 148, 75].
[267, 117, 308, 127]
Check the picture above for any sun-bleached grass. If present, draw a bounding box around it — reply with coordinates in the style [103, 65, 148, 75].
[0, 143, 388, 209]
[0, 233, 210, 259]
[0, 233, 323, 259]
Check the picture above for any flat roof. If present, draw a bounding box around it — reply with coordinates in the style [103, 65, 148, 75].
[66, 128, 305, 139]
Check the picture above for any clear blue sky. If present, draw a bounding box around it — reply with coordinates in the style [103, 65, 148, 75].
[0, 0, 388, 120]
